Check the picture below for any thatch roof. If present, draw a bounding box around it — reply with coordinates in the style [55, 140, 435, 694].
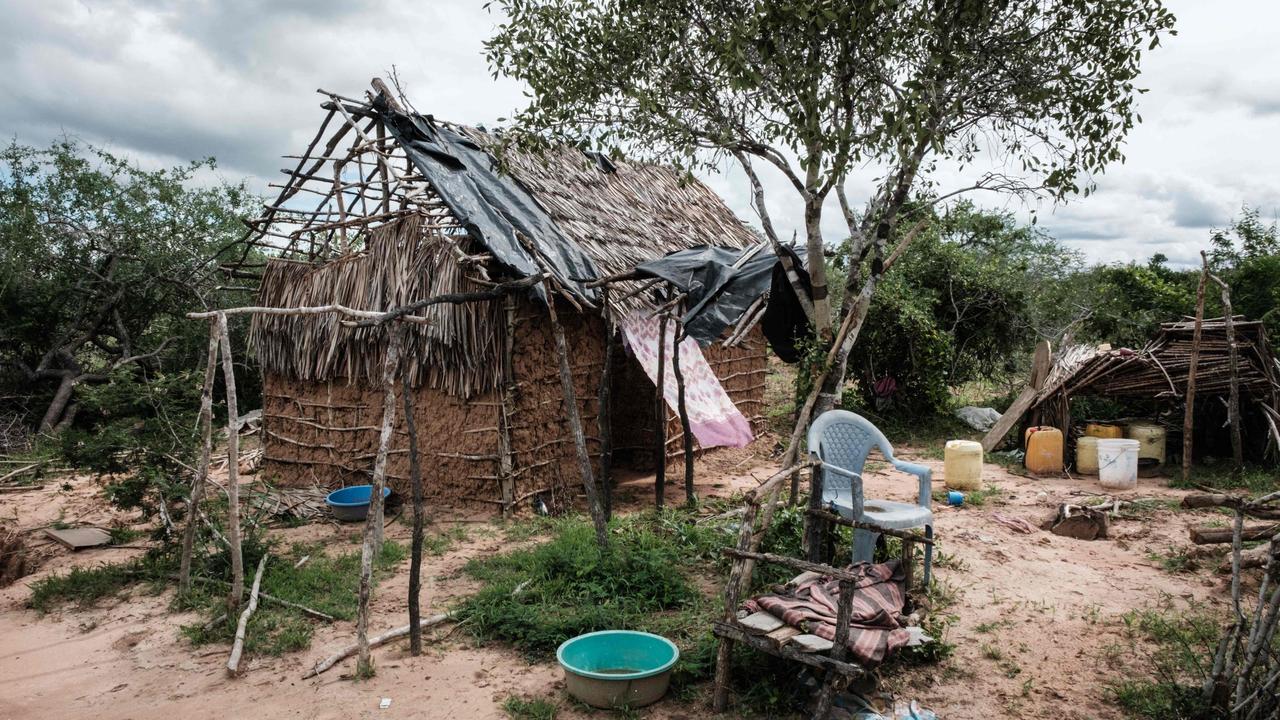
[249, 88, 761, 394]
[1029, 318, 1280, 407]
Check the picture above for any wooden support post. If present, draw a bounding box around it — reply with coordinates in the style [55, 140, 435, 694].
[497, 295, 518, 515]
[401, 340, 426, 657]
[543, 281, 609, 549]
[805, 462, 828, 564]
[598, 289, 616, 520]
[672, 319, 696, 507]
[654, 313, 668, 510]
[712, 490, 761, 712]
[178, 320, 219, 595]
[1184, 259, 1209, 483]
[227, 553, 268, 677]
[216, 312, 244, 615]
[1204, 257, 1244, 469]
[356, 329, 401, 677]
[811, 579, 855, 719]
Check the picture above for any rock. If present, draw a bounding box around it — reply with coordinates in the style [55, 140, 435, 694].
[1050, 505, 1109, 540]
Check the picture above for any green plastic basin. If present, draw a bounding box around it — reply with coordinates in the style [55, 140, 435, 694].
[556, 630, 679, 708]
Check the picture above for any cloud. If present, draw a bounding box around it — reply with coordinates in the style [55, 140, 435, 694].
[0, 0, 1277, 268]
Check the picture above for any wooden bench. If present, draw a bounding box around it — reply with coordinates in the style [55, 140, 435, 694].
[710, 461, 933, 719]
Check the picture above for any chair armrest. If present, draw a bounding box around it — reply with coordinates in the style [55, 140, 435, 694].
[891, 459, 933, 507]
[816, 460, 861, 481]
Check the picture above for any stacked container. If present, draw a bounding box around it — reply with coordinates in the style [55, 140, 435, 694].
[1075, 435, 1100, 475]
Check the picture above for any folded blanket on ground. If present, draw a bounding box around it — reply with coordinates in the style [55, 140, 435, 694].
[744, 561, 910, 665]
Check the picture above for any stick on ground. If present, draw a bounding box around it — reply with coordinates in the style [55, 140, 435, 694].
[227, 554, 268, 677]
[302, 612, 453, 679]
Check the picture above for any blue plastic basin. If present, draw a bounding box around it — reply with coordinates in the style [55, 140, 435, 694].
[325, 485, 391, 522]
[557, 631, 679, 708]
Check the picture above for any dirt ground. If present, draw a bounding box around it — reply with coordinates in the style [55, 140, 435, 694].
[0, 438, 1237, 720]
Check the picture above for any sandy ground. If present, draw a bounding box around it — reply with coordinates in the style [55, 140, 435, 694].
[0, 439, 1237, 720]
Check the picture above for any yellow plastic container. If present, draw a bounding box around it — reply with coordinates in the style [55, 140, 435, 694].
[1024, 426, 1064, 475]
[1076, 435, 1100, 475]
[944, 440, 983, 490]
[1084, 423, 1123, 439]
[1126, 423, 1167, 466]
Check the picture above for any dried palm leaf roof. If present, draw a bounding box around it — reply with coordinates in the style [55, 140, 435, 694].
[249, 86, 761, 394]
[1029, 318, 1280, 408]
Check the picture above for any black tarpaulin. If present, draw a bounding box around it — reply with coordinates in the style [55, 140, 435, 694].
[631, 242, 812, 359]
[373, 96, 599, 304]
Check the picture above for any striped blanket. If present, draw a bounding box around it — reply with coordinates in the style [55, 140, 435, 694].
[744, 561, 910, 665]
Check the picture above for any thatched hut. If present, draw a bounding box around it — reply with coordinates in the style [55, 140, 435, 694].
[244, 84, 771, 512]
[1022, 317, 1280, 463]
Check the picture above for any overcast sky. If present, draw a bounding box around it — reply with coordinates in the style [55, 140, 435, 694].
[2, 0, 1277, 267]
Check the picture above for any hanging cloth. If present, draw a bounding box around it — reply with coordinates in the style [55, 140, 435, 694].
[621, 314, 754, 448]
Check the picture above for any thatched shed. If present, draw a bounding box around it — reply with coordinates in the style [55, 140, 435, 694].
[1023, 318, 1280, 462]
[245, 84, 771, 511]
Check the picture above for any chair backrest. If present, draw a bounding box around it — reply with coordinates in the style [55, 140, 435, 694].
[807, 410, 897, 505]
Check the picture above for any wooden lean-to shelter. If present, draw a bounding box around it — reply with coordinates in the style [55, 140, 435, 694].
[241, 82, 772, 512]
[1016, 317, 1280, 462]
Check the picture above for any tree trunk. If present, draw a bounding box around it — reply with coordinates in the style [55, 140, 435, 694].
[356, 329, 401, 676]
[804, 194, 831, 337]
[38, 372, 77, 434]
[178, 321, 220, 595]
[401, 348, 426, 657]
[216, 312, 244, 616]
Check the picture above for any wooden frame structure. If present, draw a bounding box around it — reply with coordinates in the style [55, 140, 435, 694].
[709, 462, 933, 717]
[237, 80, 768, 513]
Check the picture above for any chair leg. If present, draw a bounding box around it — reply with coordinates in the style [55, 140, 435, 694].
[923, 524, 934, 588]
[852, 528, 877, 565]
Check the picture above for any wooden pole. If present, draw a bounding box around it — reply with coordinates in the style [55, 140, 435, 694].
[400, 339, 426, 657]
[1204, 259, 1245, 469]
[497, 295, 517, 515]
[598, 289, 616, 520]
[226, 553, 268, 677]
[304, 612, 453, 679]
[654, 313, 669, 510]
[672, 319, 696, 507]
[543, 281, 609, 549]
[216, 312, 244, 615]
[178, 320, 220, 595]
[356, 329, 401, 676]
[1184, 260, 1210, 484]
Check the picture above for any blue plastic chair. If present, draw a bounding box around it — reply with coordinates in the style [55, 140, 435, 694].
[807, 410, 934, 586]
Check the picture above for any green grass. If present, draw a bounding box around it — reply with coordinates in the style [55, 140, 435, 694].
[1170, 461, 1280, 495]
[182, 540, 406, 655]
[1147, 547, 1199, 574]
[932, 484, 1004, 508]
[1106, 600, 1221, 719]
[503, 695, 558, 720]
[28, 552, 172, 612]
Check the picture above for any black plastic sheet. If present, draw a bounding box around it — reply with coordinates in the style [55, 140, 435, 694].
[374, 97, 599, 305]
[632, 242, 812, 359]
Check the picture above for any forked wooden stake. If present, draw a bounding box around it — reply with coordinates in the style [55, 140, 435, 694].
[178, 320, 219, 595]
[401, 339, 426, 656]
[1183, 260, 1209, 483]
[216, 312, 244, 615]
[356, 330, 401, 676]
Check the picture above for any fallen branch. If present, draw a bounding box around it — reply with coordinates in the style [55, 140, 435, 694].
[302, 612, 453, 679]
[1190, 524, 1280, 545]
[227, 554, 268, 677]
[172, 574, 335, 622]
[0, 462, 41, 484]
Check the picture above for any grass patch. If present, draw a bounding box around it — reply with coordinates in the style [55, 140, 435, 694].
[29, 552, 172, 612]
[503, 695, 558, 720]
[1106, 600, 1221, 719]
[1147, 547, 1199, 574]
[932, 484, 1003, 508]
[1171, 461, 1280, 495]
[182, 540, 406, 655]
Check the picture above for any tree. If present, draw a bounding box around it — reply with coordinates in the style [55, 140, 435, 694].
[0, 140, 256, 437]
[487, 0, 1175, 459]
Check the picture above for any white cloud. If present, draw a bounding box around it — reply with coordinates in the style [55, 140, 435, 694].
[1, 0, 1277, 267]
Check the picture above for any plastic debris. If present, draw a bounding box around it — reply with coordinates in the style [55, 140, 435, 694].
[954, 406, 1001, 432]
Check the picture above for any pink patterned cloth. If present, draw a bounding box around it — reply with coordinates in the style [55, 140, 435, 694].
[621, 315, 754, 448]
[744, 561, 910, 665]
